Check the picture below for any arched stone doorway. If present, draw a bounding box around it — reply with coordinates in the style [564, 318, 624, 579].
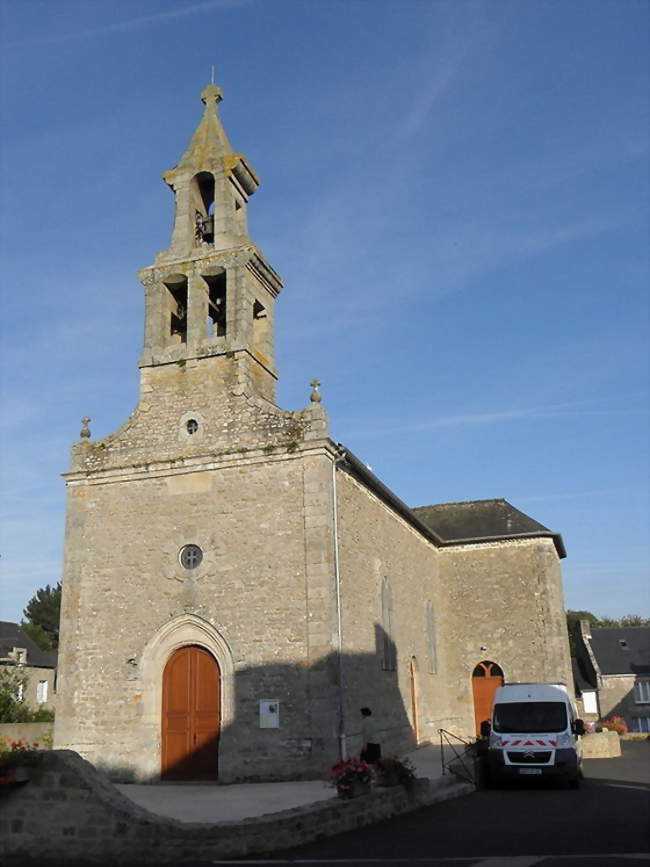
[161, 645, 221, 780]
[471, 660, 504, 736]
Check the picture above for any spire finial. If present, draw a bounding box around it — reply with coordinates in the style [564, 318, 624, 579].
[80, 417, 91, 439]
[201, 81, 223, 107]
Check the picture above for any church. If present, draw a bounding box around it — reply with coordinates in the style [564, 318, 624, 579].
[53, 82, 572, 783]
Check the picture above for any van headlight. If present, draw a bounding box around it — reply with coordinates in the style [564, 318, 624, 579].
[555, 732, 573, 748]
[489, 732, 501, 748]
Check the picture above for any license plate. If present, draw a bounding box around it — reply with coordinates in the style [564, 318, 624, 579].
[518, 768, 542, 775]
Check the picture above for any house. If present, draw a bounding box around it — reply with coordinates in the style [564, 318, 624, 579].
[0, 621, 57, 712]
[53, 81, 573, 783]
[574, 620, 650, 732]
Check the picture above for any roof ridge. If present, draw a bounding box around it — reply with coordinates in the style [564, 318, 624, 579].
[413, 498, 508, 509]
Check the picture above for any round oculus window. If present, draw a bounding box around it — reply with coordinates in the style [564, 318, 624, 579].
[179, 544, 203, 570]
[186, 419, 199, 435]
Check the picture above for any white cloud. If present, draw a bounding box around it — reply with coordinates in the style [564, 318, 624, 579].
[345, 396, 642, 439]
[6, 0, 249, 48]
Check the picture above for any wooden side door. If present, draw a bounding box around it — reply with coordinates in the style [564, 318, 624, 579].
[472, 661, 504, 736]
[161, 645, 220, 780]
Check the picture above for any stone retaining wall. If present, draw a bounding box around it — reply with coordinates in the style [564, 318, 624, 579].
[0, 722, 53, 746]
[0, 750, 472, 865]
[581, 730, 621, 759]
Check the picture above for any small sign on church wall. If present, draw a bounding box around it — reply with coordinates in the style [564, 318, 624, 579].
[259, 699, 280, 728]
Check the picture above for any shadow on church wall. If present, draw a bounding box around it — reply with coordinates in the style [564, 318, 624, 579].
[95, 625, 414, 784]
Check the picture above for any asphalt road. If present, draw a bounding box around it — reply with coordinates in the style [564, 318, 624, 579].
[229, 739, 650, 867]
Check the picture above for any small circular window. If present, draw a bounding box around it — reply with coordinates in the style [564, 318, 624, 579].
[179, 544, 203, 570]
[186, 419, 199, 435]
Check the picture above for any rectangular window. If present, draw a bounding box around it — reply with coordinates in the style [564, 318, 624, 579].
[15, 682, 24, 702]
[37, 680, 48, 703]
[381, 580, 396, 671]
[631, 716, 650, 733]
[426, 601, 437, 674]
[633, 680, 650, 703]
[582, 691, 598, 715]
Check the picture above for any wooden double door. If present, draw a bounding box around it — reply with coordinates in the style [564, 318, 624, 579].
[161, 645, 221, 780]
[471, 660, 504, 736]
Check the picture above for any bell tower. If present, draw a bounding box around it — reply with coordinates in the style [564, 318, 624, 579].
[138, 82, 282, 402]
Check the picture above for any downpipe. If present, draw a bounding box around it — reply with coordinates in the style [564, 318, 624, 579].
[332, 447, 347, 759]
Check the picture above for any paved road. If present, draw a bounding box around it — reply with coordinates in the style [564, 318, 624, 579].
[227, 740, 649, 867]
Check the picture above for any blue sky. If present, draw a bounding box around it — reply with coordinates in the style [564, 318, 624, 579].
[0, 0, 648, 623]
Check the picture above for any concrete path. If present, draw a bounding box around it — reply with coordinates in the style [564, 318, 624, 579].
[116, 742, 470, 823]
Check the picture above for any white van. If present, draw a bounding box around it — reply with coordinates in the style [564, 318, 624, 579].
[483, 682, 585, 788]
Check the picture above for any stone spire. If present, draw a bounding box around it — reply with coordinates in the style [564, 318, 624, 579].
[172, 83, 233, 172]
[157, 82, 260, 262]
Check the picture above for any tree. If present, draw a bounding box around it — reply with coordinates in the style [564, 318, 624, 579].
[619, 614, 650, 627]
[21, 582, 61, 650]
[566, 610, 650, 654]
[0, 667, 31, 723]
[565, 610, 601, 654]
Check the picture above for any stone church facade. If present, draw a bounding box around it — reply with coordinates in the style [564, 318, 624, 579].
[54, 83, 572, 783]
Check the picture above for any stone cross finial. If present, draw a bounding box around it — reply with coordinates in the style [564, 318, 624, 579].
[201, 82, 223, 106]
[80, 417, 91, 439]
[310, 379, 322, 403]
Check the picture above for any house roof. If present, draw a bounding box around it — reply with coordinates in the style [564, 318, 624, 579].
[588, 627, 650, 676]
[411, 498, 566, 558]
[0, 621, 57, 669]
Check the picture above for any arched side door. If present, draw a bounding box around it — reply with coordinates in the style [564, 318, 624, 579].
[471, 660, 504, 736]
[161, 645, 221, 780]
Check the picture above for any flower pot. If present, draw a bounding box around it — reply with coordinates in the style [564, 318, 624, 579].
[337, 779, 371, 799]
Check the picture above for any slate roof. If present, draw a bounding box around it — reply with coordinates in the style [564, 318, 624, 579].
[0, 621, 57, 669]
[412, 498, 566, 558]
[588, 627, 650, 676]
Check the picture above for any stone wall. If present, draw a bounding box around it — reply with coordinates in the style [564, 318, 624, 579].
[581, 730, 621, 759]
[68, 355, 327, 475]
[336, 469, 446, 754]
[0, 722, 53, 747]
[335, 474, 574, 747]
[56, 443, 341, 783]
[0, 750, 471, 865]
[598, 673, 637, 727]
[438, 538, 573, 736]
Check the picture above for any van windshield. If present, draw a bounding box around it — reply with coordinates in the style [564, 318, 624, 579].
[493, 701, 567, 733]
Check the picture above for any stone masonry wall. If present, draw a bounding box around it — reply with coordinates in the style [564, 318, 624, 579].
[0, 722, 53, 747]
[336, 470, 446, 755]
[439, 538, 573, 736]
[56, 444, 340, 783]
[68, 355, 326, 475]
[0, 750, 470, 865]
[598, 673, 638, 728]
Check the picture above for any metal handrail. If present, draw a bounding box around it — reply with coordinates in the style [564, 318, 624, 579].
[438, 727, 477, 785]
